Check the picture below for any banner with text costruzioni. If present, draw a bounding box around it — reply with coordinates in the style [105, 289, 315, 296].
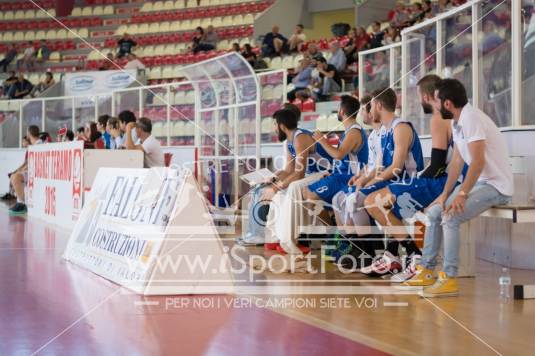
[27, 141, 84, 227]
[63, 167, 234, 295]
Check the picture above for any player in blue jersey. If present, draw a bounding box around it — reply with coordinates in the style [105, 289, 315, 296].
[263, 107, 334, 255]
[363, 75, 453, 279]
[339, 87, 424, 272]
[303, 95, 368, 205]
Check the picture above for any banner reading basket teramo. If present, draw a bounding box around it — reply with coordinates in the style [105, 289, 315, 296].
[63, 167, 234, 295]
[27, 141, 84, 228]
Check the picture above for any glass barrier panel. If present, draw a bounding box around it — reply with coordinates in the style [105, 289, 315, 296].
[169, 82, 195, 146]
[142, 86, 168, 146]
[114, 89, 140, 118]
[404, 33, 430, 135]
[478, 0, 512, 127]
[45, 98, 74, 142]
[522, 0, 535, 125]
[362, 50, 390, 95]
[237, 104, 257, 157]
[73, 97, 97, 138]
[259, 71, 284, 144]
[0, 102, 20, 148]
[443, 7, 473, 99]
[21, 100, 43, 139]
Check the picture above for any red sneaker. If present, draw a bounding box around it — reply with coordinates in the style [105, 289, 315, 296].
[264, 242, 280, 251]
[276, 244, 311, 255]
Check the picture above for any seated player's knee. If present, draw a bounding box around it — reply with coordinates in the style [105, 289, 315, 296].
[425, 204, 443, 223]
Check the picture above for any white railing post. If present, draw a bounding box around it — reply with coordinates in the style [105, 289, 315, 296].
[436, 19, 444, 76]
[401, 35, 408, 119]
[166, 85, 171, 146]
[72, 97, 76, 131]
[389, 48, 396, 88]
[358, 52, 364, 96]
[41, 100, 45, 131]
[471, 2, 480, 108]
[511, 0, 522, 127]
[19, 102, 23, 148]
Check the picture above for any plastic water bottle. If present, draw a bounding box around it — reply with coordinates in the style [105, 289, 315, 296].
[499, 267, 511, 302]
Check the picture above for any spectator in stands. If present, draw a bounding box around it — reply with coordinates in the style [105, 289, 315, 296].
[8, 73, 34, 100]
[97, 114, 114, 149]
[312, 57, 341, 101]
[287, 55, 313, 101]
[35, 39, 50, 68]
[58, 128, 74, 142]
[344, 27, 370, 65]
[30, 72, 55, 97]
[241, 43, 257, 68]
[435, 0, 452, 13]
[8, 125, 43, 215]
[81, 122, 104, 149]
[124, 53, 146, 70]
[327, 42, 347, 72]
[405, 2, 426, 26]
[261, 26, 288, 57]
[307, 43, 320, 58]
[389, 1, 408, 28]
[18, 42, 35, 71]
[201, 25, 219, 51]
[369, 21, 385, 49]
[0, 44, 17, 72]
[99, 52, 115, 71]
[117, 33, 137, 58]
[2, 71, 17, 98]
[107, 117, 121, 148]
[368, 52, 389, 91]
[383, 27, 401, 45]
[192, 26, 217, 53]
[39, 132, 52, 143]
[124, 117, 165, 168]
[288, 24, 307, 52]
[116, 110, 137, 148]
[231, 43, 241, 52]
[76, 126, 85, 140]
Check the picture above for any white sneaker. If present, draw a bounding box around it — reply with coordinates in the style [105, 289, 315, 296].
[360, 251, 402, 277]
[390, 254, 422, 282]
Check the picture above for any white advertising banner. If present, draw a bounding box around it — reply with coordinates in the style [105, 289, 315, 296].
[27, 141, 84, 228]
[63, 69, 137, 107]
[64, 167, 234, 295]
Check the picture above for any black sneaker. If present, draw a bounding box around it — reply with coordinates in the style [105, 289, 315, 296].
[1, 192, 15, 200]
[9, 202, 27, 215]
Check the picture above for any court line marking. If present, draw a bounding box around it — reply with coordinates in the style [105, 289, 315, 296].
[422, 296, 503, 356]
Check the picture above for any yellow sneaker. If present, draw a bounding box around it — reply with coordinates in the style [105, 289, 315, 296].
[420, 271, 459, 298]
[403, 265, 436, 287]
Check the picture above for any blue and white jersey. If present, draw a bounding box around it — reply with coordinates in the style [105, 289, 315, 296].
[366, 127, 383, 172]
[335, 123, 368, 175]
[287, 128, 333, 174]
[381, 118, 424, 177]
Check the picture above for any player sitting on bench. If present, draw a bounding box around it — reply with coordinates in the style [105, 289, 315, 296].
[405, 79, 513, 297]
[263, 108, 333, 255]
[364, 75, 452, 281]
[336, 88, 424, 273]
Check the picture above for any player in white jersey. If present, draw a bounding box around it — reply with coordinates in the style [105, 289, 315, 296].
[407, 79, 513, 297]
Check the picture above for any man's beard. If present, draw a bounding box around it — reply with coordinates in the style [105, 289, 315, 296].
[372, 111, 381, 124]
[421, 102, 433, 114]
[277, 130, 287, 142]
[440, 106, 454, 120]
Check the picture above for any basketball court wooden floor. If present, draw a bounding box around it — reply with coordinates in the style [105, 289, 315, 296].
[1, 203, 533, 355]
